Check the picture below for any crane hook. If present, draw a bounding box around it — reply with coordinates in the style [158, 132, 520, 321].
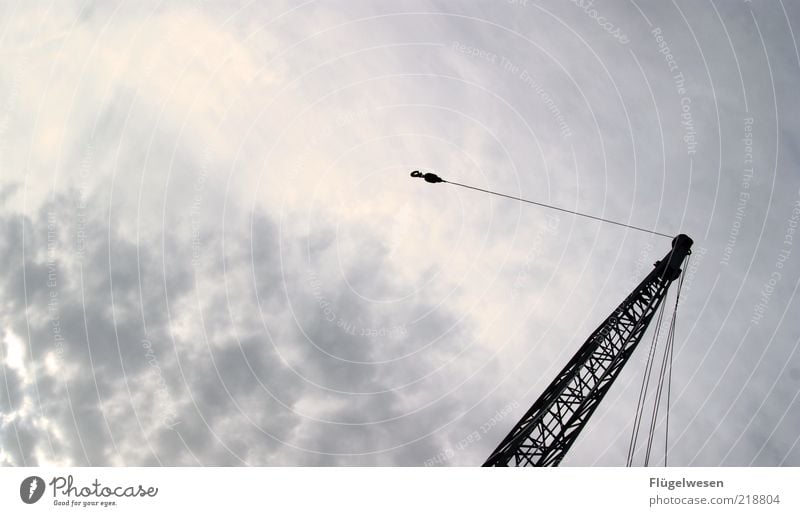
[410, 170, 444, 184]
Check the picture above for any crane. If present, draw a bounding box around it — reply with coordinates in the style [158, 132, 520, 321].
[483, 234, 691, 466]
[410, 171, 692, 467]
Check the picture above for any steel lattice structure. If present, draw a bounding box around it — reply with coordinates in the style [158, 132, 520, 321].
[483, 234, 693, 467]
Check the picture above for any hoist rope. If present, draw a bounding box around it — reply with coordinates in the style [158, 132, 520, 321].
[627, 258, 688, 467]
[410, 171, 673, 238]
[663, 255, 688, 466]
[644, 313, 675, 466]
[627, 300, 667, 467]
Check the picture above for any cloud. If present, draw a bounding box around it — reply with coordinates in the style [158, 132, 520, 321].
[1, 0, 800, 467]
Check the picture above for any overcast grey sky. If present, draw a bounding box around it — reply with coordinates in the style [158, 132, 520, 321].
[1, 0, 799, 466]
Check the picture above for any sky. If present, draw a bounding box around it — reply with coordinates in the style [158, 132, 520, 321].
[1, 0, 799, 467]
